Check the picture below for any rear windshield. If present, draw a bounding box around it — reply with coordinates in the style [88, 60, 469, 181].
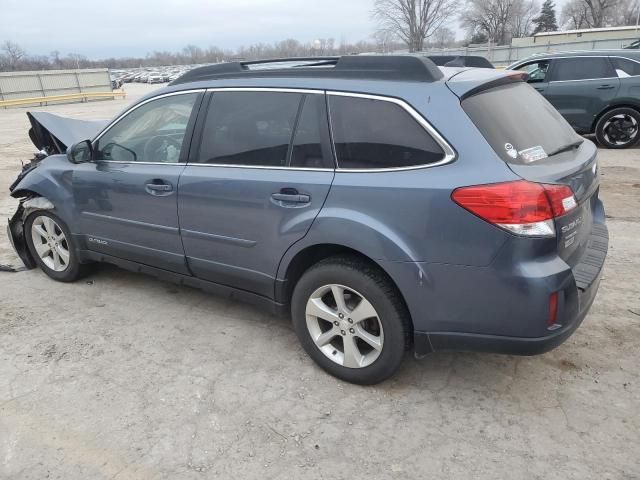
[461, 82, 581, 164]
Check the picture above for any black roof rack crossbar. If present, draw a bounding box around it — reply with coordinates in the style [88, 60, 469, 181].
[169, 55, 444, 85]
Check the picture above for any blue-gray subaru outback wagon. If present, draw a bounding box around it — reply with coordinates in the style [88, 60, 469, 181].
[7, 56, 608, 384]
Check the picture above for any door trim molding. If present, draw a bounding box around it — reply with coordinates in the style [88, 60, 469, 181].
[81, 211, 179, 233]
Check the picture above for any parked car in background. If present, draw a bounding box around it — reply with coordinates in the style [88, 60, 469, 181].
[147, 73, 164, 84]
[508, 50, 640, 148]
[110, 76, 123, 90]
[7, 56, 607, 384]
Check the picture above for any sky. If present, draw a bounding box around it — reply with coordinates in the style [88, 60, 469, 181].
[1, 0, 379, 59]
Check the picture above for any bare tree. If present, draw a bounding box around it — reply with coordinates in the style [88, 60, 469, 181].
[461, 0, 539, 44]
[373, 0, 459, 52]
[430, 26, 456, 47]
[560, 0, 623, 28]
[1, 40, 26, 70]
[460, 0, 514, 45]
[583, 0, 617, 27]
[616, 0, 640, 25]
[510, 0, 539, 37]
[560, 0, 590, 28]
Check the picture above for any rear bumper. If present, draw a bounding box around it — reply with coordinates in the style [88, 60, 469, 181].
[414, 218, 609, 356]
[414, 266, 602, 356]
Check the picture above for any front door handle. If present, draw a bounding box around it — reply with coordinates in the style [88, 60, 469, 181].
[145, 180, 173, 196]
[271, 193, 311, 203]
[597, 85, 615, 90]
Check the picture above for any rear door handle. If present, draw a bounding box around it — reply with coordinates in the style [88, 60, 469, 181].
[597, 85, 615, 90]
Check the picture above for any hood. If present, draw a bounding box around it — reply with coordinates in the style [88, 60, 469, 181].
[27, 111, 108, 154]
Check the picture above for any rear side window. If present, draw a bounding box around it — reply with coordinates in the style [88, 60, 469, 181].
[329, 95, 445, 169]
[611, 57, 640, 77]
[198, 91, 302, 166]
[462, 82, 581, 164]
[551, 57, 616, 81]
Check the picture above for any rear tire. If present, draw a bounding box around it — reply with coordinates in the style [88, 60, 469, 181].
[595, 107, 640, 149]
[24, 211, 88, 282]
[291, 255, 411, 385]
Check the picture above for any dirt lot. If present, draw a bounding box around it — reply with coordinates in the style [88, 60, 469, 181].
[0, 83, 638, 480]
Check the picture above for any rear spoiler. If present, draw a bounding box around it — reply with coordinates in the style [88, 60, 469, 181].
[445, 69, 528, 100]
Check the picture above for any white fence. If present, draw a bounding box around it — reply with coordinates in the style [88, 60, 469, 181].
[0, 69, 113, 107]
[418, 37, 638, 66]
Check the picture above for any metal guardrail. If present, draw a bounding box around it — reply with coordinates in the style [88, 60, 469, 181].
[0, 90, 126, 108]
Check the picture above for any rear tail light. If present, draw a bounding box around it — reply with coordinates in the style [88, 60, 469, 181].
[451, 180, 577, 237]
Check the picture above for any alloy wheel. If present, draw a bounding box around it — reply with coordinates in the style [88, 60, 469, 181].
[603, 114, 639, 146]
[305, 284, 384, 368]
[30, 215, 70, 272]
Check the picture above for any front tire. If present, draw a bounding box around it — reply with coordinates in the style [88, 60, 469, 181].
[24, 211, 87, 282]
[291, 256, 411, 385]
[595, 107, 640, 149]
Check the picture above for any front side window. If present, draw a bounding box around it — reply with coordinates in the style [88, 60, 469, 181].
[515, 60, 550, 83]
[551, 57, 616, 82]
[197, 91, 302, 166]
[95, 93, 199, 163]
[329, 95, 445, 169]
[611, 57, 640, 77]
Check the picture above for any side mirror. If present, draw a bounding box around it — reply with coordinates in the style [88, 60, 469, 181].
[67, 140, 93, 164]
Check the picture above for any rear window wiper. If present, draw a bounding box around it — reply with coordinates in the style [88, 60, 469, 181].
[547, 140, 584, 157]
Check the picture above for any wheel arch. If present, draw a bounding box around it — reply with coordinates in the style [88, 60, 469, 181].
[10, 165, 77, 229]
[276, 243, 413, 331]
[591, 101, 640, 133]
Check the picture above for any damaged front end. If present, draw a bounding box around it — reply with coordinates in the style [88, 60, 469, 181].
[7, 202, 36, 269]
[7, 111, 105, 269]
[7, 197, 56, 270]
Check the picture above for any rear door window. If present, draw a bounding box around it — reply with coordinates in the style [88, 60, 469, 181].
[197, 91, 302, 166]
[462, 82, 582, 164]
[610, 57, 640, 77]
[328, 95, 445, 169]
[551, 57, 616, 81]
[290, 94, 334, 169]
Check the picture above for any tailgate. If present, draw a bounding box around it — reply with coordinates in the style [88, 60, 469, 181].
[508, 141, 608, 288]
[459, 79, 609, 290]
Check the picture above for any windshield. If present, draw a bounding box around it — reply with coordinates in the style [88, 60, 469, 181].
[461, 82, 581, 164]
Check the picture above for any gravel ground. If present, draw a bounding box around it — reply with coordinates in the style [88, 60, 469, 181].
[0, 83, 639, 480]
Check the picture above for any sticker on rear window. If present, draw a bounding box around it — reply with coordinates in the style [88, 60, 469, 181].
[518, 146, 548, 163]
[504, 143, 518, 159]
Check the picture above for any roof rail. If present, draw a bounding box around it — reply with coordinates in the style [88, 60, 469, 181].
[169, 55, 444, 85]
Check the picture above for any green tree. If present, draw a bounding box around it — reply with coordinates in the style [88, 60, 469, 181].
[533, 0, 558, 33]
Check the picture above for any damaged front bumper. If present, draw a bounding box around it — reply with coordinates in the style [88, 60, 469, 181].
[7, 202, 36, 269]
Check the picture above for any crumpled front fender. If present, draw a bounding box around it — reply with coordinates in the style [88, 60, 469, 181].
[7, 203, 36, 269]
[6, 197, 55, 269]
